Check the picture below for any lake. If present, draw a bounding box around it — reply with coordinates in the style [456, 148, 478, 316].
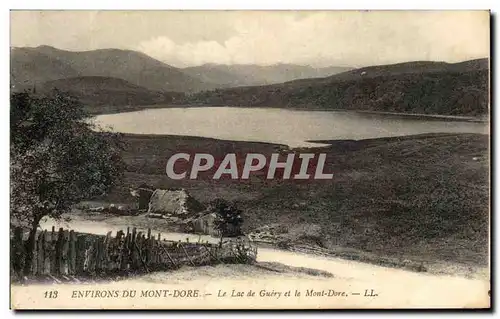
[93, 107, 488, 147]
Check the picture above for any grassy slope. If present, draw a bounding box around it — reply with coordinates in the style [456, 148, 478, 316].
[10, 47, 79, 87]
[185, 59, 489, 116]
[101, 133, 489, 269]
[37, 76, 185, 114]
[11, 46, 213, 92]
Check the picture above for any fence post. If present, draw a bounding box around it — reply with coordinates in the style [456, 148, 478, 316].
[76, 235, 85, 274]
[87, 236, 95, 273]
[146, 229, 151, 267]
[130, 228, 137, 269]
[95, 237, 103, 273]
[69, 231, 76, 275]
[54, 228, 64, 275]
[120, 233, 131, 271]
[11, 227, 24, 276]
[50, 227, 56, 273]
[104, 231, 112, 271]
[157, 237, 161, 266]
[149, 235, 154, 266]
[37, 231, 45, 275]
[113, 231, 123, 271]
[61, 230, 69, 275]
[132, 231, 142, 270]
[133, 232, 149, 272]
[31, 231, 38, 275]
[42, 231, 50, 275]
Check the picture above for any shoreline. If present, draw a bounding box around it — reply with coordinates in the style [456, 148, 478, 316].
[351, 109, 488, 123]
[89, 104, 488, 123]
[98, 131, 489, 151]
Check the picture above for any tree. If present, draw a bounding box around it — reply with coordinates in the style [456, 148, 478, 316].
[10, 91, 125, 274]
[209, 198, 243, 245]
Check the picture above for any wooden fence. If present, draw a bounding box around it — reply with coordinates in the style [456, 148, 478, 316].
[10, 226, 257, 278]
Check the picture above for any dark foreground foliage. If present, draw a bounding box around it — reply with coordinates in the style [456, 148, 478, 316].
[10, 91, 125, 274]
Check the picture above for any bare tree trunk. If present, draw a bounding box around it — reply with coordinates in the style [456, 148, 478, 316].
[23, 216, 41, 275]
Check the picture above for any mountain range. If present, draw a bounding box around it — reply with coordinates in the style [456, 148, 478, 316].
[11, 46, 209, 93]
[10, 45, 351, 93]
[10, 45, 489, 116]
[181, 63, 351, 88]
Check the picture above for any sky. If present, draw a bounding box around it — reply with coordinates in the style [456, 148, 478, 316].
[10, 10, 490, 68]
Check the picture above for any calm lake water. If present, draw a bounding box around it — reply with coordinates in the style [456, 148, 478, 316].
[94, 107, 488, 147]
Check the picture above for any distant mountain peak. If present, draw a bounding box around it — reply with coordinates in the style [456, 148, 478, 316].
[36, 45, 57, 50]
[11, 45, 211, 92]
[181, 63, 353, 87]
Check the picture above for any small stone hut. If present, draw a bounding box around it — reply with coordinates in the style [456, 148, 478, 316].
[147, 189, 204, 217]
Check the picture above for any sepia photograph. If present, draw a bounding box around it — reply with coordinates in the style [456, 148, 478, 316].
[9, 10, 490, 309]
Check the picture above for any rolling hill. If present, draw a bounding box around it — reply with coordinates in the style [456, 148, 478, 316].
[10, 47, 80, 90]
[182, 63, 352, 88]
[185, 59, 489, 116]
[37, 76, 184, 114]
[11, 46, 214, 93]
[285, 58, 488, 86]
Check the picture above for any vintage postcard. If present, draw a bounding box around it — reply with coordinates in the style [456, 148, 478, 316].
[10, 10, 490, 309]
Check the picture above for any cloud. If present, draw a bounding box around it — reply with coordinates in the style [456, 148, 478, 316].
[11, 11, 489, 67]
[136, 11, 489, 67]
[137, 37, 233, 67]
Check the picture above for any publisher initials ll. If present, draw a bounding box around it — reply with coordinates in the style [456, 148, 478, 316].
[364, 289, 378, 297]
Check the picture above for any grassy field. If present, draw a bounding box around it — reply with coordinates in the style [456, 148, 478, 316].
[99, 132, 489, 273]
